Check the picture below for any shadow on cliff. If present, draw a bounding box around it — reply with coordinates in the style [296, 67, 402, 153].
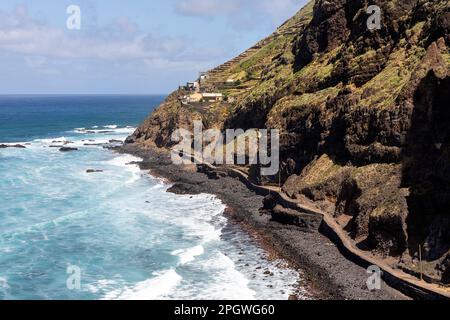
[402, 71, 450, 262]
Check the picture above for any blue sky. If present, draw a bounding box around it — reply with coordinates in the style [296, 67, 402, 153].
[0, 0, 307, 94]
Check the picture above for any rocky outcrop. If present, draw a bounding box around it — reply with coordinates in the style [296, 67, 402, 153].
[126, 92, 203, 149]
[438, 254, 450, 284]
[86, 169, 103, 173]
[283, 155, 409, 256]
[127, 0, 450, 284]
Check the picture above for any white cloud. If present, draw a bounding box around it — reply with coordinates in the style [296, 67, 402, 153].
[175, 0, 307, 26]
[0, 2, 308, 64]
[0, 2, 308, 93]
[0, 5, 218, 63]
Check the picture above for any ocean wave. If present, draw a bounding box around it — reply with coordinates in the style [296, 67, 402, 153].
[172, 245, 205, 265]
[105, 154, 142, 167]
[102, 269, 182, 300]
[104, 154, 143, 183]
[162, 251, 258, 300]
[85, 279, 118, 295]
[0, 277, 9, 289]
[21, 134, 126, 151]
[154, 195, 226, 244]
[199, 252, 256, 300]
[2, 125, 133, 149]
[0, 277, 9, 296]
[73, 127, 135, 135]
[36, 137, 69, 144]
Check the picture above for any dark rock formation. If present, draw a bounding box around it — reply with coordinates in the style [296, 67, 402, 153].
[0, 144, 26, 149]
[438, 254, 450, 284]
[167, 182, 204, 195]
[59, 147, 78, 152]
[271, 204, 322, 230]
[86, 169, 103, 173]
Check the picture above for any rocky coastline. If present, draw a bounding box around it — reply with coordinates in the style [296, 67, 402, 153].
[119, 144, 408, 300]
[118, 0, 449, 300]
[124, 0, 450, 290]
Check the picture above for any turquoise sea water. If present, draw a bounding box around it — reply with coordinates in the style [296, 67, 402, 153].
[0, 95, 304, 300]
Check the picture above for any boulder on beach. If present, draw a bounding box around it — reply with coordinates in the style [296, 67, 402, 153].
[167, 182, 203, 195]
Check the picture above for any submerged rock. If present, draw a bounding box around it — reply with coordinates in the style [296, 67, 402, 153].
[84, 143, 107, 146]
[86, 169, 103, 173]
[0, 144, 26, 149]
[59, 147, 78, 152]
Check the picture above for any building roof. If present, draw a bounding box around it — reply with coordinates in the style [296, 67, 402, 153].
[202, 92, 223, 97]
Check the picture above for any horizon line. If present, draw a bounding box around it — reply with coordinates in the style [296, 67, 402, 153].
[0, 93, 169, 96]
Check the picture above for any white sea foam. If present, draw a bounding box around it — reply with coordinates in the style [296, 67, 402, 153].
[5, 126, 133, 152]
[104, 154, 142, 183]
[85, 279, 118, 294]
[199, 252, 256, 300]
[73, 127, 135, 135]
[0, 247, 12, 253]
[36, 137, 69, 144]
[105, 154, 142, 167]
[0, 277, 9, 289]
[172, 245, 205, 265]
[102, 269, 182, 300]
[157, 194, 227, 243]
[104, 125, 118, 129]
[71, 138, 111, 148]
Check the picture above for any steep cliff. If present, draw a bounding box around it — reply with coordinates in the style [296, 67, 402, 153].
[127, 0, 450, 284]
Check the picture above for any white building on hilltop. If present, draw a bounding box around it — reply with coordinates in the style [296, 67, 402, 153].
[201, 92, 223, 102]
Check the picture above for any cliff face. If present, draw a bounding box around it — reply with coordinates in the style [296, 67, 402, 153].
[127, 0, 450, 284]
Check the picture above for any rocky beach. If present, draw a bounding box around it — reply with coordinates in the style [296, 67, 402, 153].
[120, 144, 408, 300]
